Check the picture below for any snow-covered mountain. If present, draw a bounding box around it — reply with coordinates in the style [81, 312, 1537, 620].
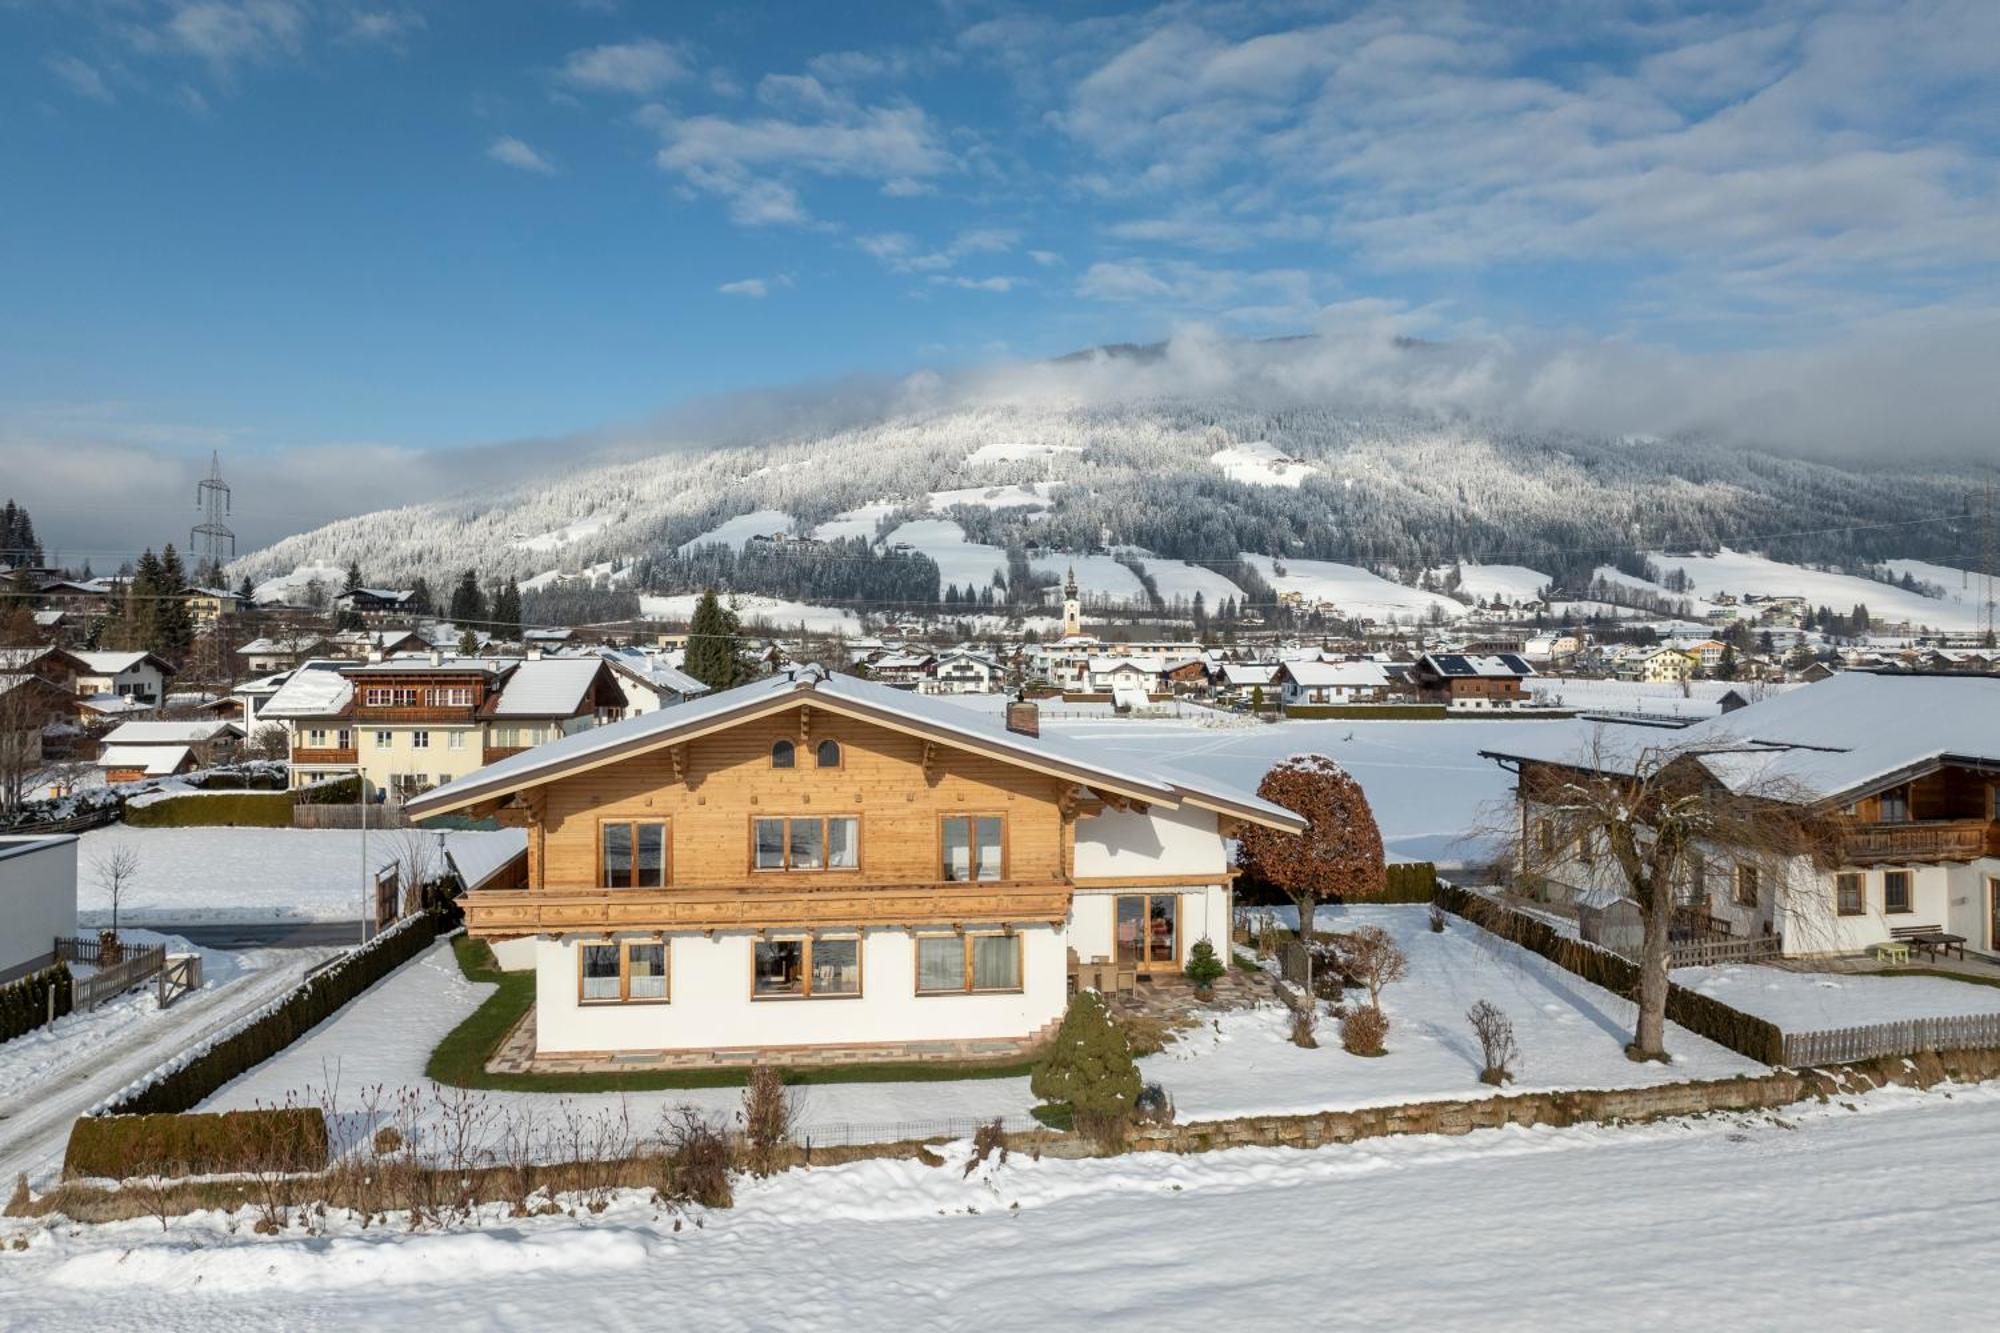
[232, 391, 1980, 623]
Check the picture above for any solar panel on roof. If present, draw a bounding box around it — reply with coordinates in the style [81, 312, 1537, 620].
[1433, 654, 1473, 675]
[1497, 654, 1532, 674]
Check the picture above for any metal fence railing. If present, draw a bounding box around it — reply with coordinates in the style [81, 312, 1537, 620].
[793, 1111, 1043, 1150]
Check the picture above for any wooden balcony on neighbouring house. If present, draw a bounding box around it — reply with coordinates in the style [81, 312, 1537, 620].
[460, 879, 1076, 938]
[291, 746, 358, 765]
[1842, 819, 1994, 865]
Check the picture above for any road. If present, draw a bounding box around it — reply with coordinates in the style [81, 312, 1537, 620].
[0, 946, 337, 1189]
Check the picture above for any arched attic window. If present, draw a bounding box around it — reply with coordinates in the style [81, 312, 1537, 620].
[771, 739, 795, 769]
[816, 739, 842, 768]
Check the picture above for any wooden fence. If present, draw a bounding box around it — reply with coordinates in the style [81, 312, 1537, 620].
[68, 942, 167, 1012]
[1783, 1013, 2000, 1066]
[1668, 935, 1783, 968]
[3, 806, 120, 837]
[292, 802, 414, 830]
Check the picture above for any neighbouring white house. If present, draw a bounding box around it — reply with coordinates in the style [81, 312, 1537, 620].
[1483, 672, 2000, 960]
[1086, 656, 1165, 695]
[237, 634, 332, 676]
[1275, 658, 1392, 707]
[94, 719, 243, 782]
[1214, 661, 1279, 705]
[599, 648, 710, 715]
[404, 668, 1302, 1065]
[928, 650, 1003, 694]
[0, 834, 78, 984]
[72, 651, 175, 705]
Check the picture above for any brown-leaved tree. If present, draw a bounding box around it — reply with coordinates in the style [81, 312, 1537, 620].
[1236, 754, 1386, 937]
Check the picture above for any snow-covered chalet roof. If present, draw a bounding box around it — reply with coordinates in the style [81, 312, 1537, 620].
[485, 658, 610, 718]
[260, 662, 357, 718]
[100, 719, 240, 745]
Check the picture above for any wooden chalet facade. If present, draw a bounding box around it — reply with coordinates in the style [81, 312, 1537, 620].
[405, 668, 1302, 1066]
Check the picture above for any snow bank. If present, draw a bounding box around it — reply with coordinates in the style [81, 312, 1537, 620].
[1674, 964, 2000, 1032]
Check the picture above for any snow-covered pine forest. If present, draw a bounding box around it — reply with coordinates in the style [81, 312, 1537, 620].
[231, 398, 1981, 617]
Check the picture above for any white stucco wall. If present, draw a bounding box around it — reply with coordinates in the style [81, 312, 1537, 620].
[1073, 804, 1226, 879]
[0, 836, 79, 978]
[1777, 858, 1960, 957]
[1068, 885, 1230, 967]
[489, 936, 538, 971]
[534, 925, 1067, 1055]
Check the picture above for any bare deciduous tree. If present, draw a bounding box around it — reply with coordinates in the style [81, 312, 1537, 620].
[92, 842, 140, 941]
[1338, 925, 1408, 1013]
[0, 676, 64, 817]
[1494, 730, 1840, 1061]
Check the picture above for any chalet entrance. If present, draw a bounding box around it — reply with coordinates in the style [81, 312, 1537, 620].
[1115, 894, 1179, 974]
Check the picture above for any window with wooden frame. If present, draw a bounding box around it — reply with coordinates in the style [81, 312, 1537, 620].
[940, 815, 1005, 882]
[1884, 869, 1913, 914]
[770, 739, 795, 769]
[752, 816, 859, 871]
[577, 939, 668, 1004]
[815, 739, 842, 768]
[600, 819, 669, 887]
[1835, 872, 1864, 916]
[1532, 818, 1554, 858]
[1733, 863, 1760, 907]
[1878, 787, 1910, 822]
[915, 932, 1023, 995]
[752, 934, 862, 999]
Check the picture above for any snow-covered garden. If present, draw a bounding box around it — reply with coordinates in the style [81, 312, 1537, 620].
[1675, 963, 2000, 1032]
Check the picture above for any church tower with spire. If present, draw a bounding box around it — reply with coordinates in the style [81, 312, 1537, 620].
[1062, 565, 1081, 639]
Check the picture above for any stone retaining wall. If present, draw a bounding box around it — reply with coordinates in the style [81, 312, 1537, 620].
[1125, 1048, 2000, 1154]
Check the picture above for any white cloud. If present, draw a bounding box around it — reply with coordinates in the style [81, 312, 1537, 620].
[486, 136, 557, 174]
[1029, 250, 1063, 267]
[342, 9, 426, 50]
[46, 54, 114, 104]
[718, 278, 768, 297]
[164, 0, 309, 72]
[1077, 259, 1314, 322]
[880, 177, 933, 197]
[859, 226, 1020, 273]
[930, 275, 1022, 292]
[559, 38, 690, 96]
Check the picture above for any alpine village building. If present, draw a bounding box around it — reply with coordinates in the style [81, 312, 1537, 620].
[1481, 673, 2000, 960]
[404, 667, 1303, 1066]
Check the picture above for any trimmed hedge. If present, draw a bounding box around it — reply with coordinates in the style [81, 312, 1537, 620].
[103, 910, 446, 1116]
[1381, 862, 1439, 903]
[64, 1107, 328, 1180]
[1435, 882, 1785, 1065]
[1284, 703, 1448, 720]
[296, 774, 362, 805]
[1, 962, 73, 1043]
[124, 790, 295, 828]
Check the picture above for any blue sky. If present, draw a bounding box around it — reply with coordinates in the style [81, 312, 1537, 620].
[2, 0, 1997, 553]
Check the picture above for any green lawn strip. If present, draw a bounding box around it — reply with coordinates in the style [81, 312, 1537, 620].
[427, 931, 1038, 1093]
[1849, 965, 2000, 992]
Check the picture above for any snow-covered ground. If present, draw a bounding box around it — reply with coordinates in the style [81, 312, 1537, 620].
[1675, 964, 2000, 1032]
[966, 440, 1081, 465]
[1527, 677, 1796, 718]
[512, 512, 613, 553]
[1027, 548, 1148, 603]
[1210, 440, 1319, 487]
[881, 517, 1013, 594]
[72, 827, 528, 925]
[1115, 547, 1248, 607]
[1643, 548, 1980, 631]
[1239, 552, 1466, 622]
[1153, 907, 1759, 1120]
[637, 592, 863, 636]
[10, 1081, 2000, 1328]
[1049, 713, 1559, 863]
[928, 481, 1053, 512]
[1431, 562, 1552, 604]
[1881, 558, 1992, 618]
[676, 509, 796, 554]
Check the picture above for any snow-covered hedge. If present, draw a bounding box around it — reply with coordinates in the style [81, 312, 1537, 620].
[94, 911, 446, 1117]
[123, 789, 295, 828]
[0, 962, 73, 1044]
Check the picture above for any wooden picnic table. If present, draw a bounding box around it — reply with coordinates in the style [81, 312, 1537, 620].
[1908, 931, 1967, 963]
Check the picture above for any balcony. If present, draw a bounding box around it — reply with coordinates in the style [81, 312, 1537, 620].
[1842, 819, 1994, 865]
[291, 746, 358, 766]
[460, 879, 1076, 938]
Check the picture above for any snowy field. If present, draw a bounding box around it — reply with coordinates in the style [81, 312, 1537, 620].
[72, 827, 528, 925]
[1209, 440, 1319, 487]
[1675, 964, 2000, 1032]
[8, 1083, 2000, 1329]
[1116, 547, 1248, 606]
[1606, 548, 1980, 631]
[637, 592, 862, 636]
[881, 517, 1013, 593]
[1155, 906, 1759, 1120]
[1528, 677, 1796, 718]
[1239, 552, 1466, 622]
[1430, 562, 1551, 604]
[675, 509, 795, 554]
[1042, 713, 1569, 863]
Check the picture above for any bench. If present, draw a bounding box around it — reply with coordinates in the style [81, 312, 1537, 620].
[1889, 924, 1967, 963]
[1869, 940, 1910, 965]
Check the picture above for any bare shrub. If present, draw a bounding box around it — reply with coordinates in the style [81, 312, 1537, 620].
[1467, 1000, 1519, 1086]
[739, 1066, 794, 1177]
[372, 1125, 403, 1155]
[1134, 1081, 1175, 1126]
[659, 1108, 733, 1209]
[1340, 926, 1409, 1012]
[964, 1118, 1009, 1178]
[1290, 1004, 1319, 1049]
[1429, 901, 1446, 933]
[1340, 1004, 1389, 1056]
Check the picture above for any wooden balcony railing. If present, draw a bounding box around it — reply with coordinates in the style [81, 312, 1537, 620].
[460, 879, 1076, 938]
[1842, 819, 1993, 865]
[291, 746, 358, 765]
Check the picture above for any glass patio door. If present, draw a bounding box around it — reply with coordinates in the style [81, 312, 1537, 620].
[1115, 894, 1180, 972]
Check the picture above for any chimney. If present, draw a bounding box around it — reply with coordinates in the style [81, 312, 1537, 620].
[1005, 699, 1040, 738]
[367, 648, 384, 663]
[527, 646, 543, 661]
[430, 649, 444, 667]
